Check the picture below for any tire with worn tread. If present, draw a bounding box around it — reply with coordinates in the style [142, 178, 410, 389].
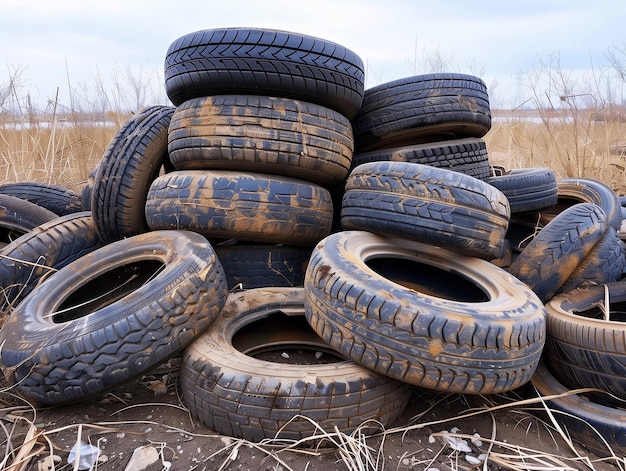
[145, 170, 333, 246]
[180, 287, 412, 441]
[168, 95, 354, 186]
[0, 194, 59, 247]
[304, 230, 547, 394]
[487, 168, 558, 213]
[164, 27, 365, 119]
[341, 161, 510, 259]
[0, 230, 228, 406]
[0, 182, 82, 216]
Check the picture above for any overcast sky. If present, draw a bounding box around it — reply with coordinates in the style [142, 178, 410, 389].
[2, 0, 625, 110]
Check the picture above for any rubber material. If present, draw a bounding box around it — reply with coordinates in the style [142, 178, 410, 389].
[487, 168, 558, 213]
[0, 194, 59, 247]
[0, 182, 82, 216]
[304, 230, 547, 394]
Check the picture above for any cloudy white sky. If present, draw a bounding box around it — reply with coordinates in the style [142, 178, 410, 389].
[2, 0, 625, 109]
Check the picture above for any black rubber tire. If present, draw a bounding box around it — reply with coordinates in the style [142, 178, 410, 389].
[180, 287, 413, 441]
[81, 165, 99, 211]
[351, 73, 491, 153]
[304, 230, 547, 395]
[0, 230, 228, 406]
[145, 170, 333, 247]
[487, 168, 558, 213]
[340, 161, 510, 260]
[558, 227, 626, 293]
[544, 281, 626, 406]
[350, 138, 491, 181]
[214, 243, 312, 290]
[531, 360, 626, 458]
[0, 194, 59, 247]
[167, 95, 354, 186]
[0, 182, 82, 216]
[164, 27, 365, 120]
[0, 212, 104, 316]
[508, 203, 608, 303]
[92, 105, 175, 243]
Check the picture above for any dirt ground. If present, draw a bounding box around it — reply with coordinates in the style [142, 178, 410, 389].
[2, 357, 620, 471]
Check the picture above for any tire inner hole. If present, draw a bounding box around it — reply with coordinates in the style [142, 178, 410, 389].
[575, 302, 626, 322]
[366, 256, 489, 303]
[54, 260, 165, 323]
[232, 311, 344, 365]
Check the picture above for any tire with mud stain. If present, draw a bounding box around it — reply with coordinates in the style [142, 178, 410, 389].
[168, 95, 354, 186]
[304, 230, 546, 395]
[507, 203, 608, 303]
[180, 287, 413, 441]
[0, 182, 82, 216]
[340, 161, 510, 259]
[0, 230, 228, 406]
[145, 170, 333, 247]
[531, 360, 626, 458]
[91, 105, 174, 243]
[164, 27, 365, 120]
[351, 73, 491, 153]
[487, 168, 558, 213]
[0, 212, 104, 315]
[0, 194, 59, 248]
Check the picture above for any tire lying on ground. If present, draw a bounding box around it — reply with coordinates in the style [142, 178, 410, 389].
[180, 287, 413, 441]
[164, 27, 365, 120]
[0, 230, 228, 406]
[304, 230, 547, 395]
[168, 95, 354, 186]
[145, 170, 334, 247]
[507, 203, 608, 303]
[351, 73, 491, 153]
[0, 212, 104, 316]
[531, 360, 626, 458]
[0, 194, 59, 248]
[0, 182, 82, 216]
[544, 280, 626, 407]
[91, 105, 175, 244]
[486, 168, 558, 213]
[350, 138, 492, 181]
[341, 161, 510, 260]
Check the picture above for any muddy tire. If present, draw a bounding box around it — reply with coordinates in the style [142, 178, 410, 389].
[351, 73, 491, 153]
[0, 212, 104, 315]
[164, 27, 365, 119]
[0, 230, 228, 406]
[304, 230, 546, 394]
[544, 281, 626, 406]
[487, 168, 558, 213]
[341, 161, 510, 259]
[531, 361, 626, 458]
[92, 106, 175, 243]
[168, 95, 354, 186]
[180, 287, 412, 441]
[145, 170, 333, 247]
[350, 138, 491, 181]
[0, 182, 82, 216]
[0, 194, 59, 247]
[508, 203, 608, 303]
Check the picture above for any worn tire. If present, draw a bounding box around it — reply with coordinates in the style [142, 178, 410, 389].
[304, 230, 546, 394]
[145, 170, 333, 247]
[92, 105, 175, 243]
[0, 230, 228, 406]
[487, 168, 558, 213]
[544, 281, 626, 406]
[508, 203, 608, 303]
[350, 138, 491, 181]
[0, 194, 59, 247]
[341, 161, 510, 259]
[0, 212, 104, 315]
[214, 243, 312, 290]
[351, 73, 491, 153]
[164, 27, 365, 119]
[0, 182, 82, 216]
[531, 360, 626, 458]
[180, 287, 412, 441]
[168, 95, 354, 186]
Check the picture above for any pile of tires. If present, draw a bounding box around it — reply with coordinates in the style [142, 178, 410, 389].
[0, 27, 624, 451]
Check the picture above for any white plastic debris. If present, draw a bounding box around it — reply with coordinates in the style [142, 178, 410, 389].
[281, 352, 290, 359]
[123, 445, 160, 471]
[466, 454, 482, 465]
[442, 434, 472, 453]
[471, 433, 483, 447]
[68, 441, 100, 470]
